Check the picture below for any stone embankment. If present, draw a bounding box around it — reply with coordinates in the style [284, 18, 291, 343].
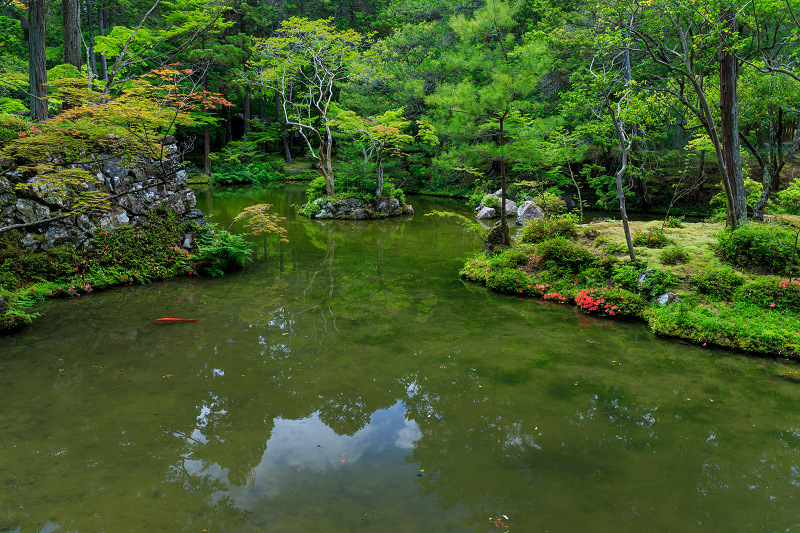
[0, 136, 202, 250]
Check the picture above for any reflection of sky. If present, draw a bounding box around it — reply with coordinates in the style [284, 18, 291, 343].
[185, 401, 420, 505]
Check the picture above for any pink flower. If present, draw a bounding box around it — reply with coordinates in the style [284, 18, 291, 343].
[770, 302, 776, 308]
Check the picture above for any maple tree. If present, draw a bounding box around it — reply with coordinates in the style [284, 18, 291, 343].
[1, 65, 231, 233]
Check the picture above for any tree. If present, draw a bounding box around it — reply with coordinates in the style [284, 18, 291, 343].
[248, 17, 371, 196]
[331, 106, 437, 197]
[1, 64, 231, 234]
[426, 0, 550, 245]
[27, 0, 47, 121]
[62, 0, 81, 68]
[600, 0, 748, 227]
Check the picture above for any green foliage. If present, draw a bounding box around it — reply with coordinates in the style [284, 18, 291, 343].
[659, 244, 690, 265]
[717, 222, 800, 276]
[211, 162, 284, 186]
[646, 301, 800, 358]
[193, 223, 254, 276]
[632, 227, 672, 248]
[520, 214, 577, 244]
[93, 211, 194, 282]
[611, 263, 645, 292]
[734, 277, 800, 312]
[534, 237, 596, 272]
[483, 195, 501, 210]
[663, 215, 685, 228]
[776, 180, 800, 215]
[485, 267, 535, 295]
[694, 265, 745, 299]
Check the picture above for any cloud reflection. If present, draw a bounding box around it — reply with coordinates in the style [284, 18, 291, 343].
[187, 401, 420, 505]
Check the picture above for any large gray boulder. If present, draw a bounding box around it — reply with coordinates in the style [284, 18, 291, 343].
[516, 201, 545, 225]
[476, 206, 496, 219]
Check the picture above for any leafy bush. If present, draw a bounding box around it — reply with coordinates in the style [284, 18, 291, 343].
[211, 162, 283, 185]
[659, 244, 690, 265]
[574, 286, 645, 317]
[306, 176, 329, 201]
[605, 241, 627, 255]
[488, 244, 537, 269]
[534, 237, 596, 272]
[611, 263, 645, 292]
[520, 214, 577, 244]
[733, 276, 800, 312]
[775, 180, 800, 215]
[717, 222, 800, 275]
[193, 223, 253, 276]
[612, 263, 677, 298]
[663, 215, 685, 228]
[632, 227, 672, 248]
[485, 267, 535, 295]
[694, 265, 744, 299]
[483, 195, 501, 209]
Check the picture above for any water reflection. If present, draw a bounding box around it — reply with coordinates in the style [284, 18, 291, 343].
[2, 184, 800, 531]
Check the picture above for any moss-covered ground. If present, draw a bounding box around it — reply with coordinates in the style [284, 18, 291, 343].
[461, 215, 800, 359]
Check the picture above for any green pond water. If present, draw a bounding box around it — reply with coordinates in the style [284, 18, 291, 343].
[2, 183, 800, 532]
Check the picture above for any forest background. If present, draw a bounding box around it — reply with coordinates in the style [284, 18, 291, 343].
[3, 0, 800, 224]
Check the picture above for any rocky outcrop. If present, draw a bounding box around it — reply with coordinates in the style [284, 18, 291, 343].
[474, 190, 519, 219]
[303, 196, 413, 220]
[516, 201, 545, 225]
[0, 136, 197, 250]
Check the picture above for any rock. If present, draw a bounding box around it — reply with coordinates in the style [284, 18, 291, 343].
[182, 233, 193, 249]
[476, 206, 496, 219]
[504, 199, 518, 214]
[655, 292, 679, 305]
[516, 201, 545, 225]
[352, 209, 369, 220]
[15, 199, 50, 224]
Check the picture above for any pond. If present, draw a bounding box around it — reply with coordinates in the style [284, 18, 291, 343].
[2, 183, 800, 532]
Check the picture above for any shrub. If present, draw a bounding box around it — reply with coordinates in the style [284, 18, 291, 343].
[483, 195, 501, 210]
[306, 176, 329, 202]
[193, 223, 253, 276]
[660, 244, 690, 265]
[632, 227, 672, 248]
[694, 265, 744, 299]
[663, 215, 685, 228]
[534, 237, 596, 272]
[611, 263, 645, 292]
[520, 214, 578, 244]
[734, 276, 800, 312]
[612, 263, 677, 298]
[775, 180, 800, 215]
[716, 222, 800, 275]
[575, 286, 645, 318]
[485, 267, 535, 295]
[605, 241, 627, 255]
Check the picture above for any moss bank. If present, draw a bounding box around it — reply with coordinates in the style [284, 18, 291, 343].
[462, 215, 800, 359]
[0, 212, 253, 332]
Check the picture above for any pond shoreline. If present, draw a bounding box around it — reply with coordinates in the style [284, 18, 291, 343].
[461, 215, 800, 360]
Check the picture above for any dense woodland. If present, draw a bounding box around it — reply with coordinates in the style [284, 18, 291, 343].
[2, 0, 800, 224]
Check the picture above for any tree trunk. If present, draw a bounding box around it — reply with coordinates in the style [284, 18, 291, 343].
[498, 111, 510, 246]
[322, 126, 335, 195]
[98, 1, 108, 81]
[203, 67, 211, 177]
[86, 0, 97, 77]
[62, 0, 82, 68]
[243, 86, 251, 137]
[609, 106, 636, 262]
[28, 0, 48, 121]
[275, 91, 293, 162]
[375, 151, 384, 197]
[720, 7, 746, 228]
